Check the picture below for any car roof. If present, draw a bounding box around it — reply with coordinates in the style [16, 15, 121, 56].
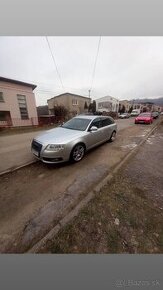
[140, 112, 151, 114]
[74, 114, 112, 120]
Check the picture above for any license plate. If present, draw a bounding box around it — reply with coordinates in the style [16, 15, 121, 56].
[32, 149, 39, 157]
[139, 121, 144, 123]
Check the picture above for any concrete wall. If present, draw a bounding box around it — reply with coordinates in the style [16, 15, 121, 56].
[0, 80, 38, 126]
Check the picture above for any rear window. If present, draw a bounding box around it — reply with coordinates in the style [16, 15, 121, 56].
[139, 113, 151, 117]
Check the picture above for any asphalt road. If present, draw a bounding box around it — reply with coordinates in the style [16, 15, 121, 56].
[0, 118, 135, 174]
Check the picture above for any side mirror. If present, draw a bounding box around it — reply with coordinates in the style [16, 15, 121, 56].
[59, 122, 64, 127]
[90, 126, 98, 132]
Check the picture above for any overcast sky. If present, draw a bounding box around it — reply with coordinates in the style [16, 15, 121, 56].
[0, 37, 163, 106]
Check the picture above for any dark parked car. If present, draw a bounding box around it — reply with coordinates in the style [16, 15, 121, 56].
[152, 112, 159, 119]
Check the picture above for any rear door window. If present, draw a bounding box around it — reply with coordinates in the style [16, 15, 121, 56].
[102, 117, 114, 127]
[89, 118, 102, 129]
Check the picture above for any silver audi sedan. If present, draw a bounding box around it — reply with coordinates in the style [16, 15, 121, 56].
[31, 115, 117, 163]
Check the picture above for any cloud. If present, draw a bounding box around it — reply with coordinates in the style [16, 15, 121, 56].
[0, 37, 163, 105]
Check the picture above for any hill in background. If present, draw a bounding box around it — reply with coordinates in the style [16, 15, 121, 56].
[131, 97, 163, 106]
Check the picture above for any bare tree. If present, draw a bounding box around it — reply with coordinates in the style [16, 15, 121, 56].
[92, 100, 96, 114]
[53, 105, 68, 120]
[84, 101, 88, 110]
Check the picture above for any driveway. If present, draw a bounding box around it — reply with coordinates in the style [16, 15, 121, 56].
[0, 120, 158, 252]
[0, 118, 135, 174]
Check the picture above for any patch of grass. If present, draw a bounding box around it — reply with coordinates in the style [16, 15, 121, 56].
[48, 173, 163, 254]
[106, 227, 122, 252]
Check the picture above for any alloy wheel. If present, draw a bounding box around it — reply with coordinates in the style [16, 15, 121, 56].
[72, 144, 85, 162]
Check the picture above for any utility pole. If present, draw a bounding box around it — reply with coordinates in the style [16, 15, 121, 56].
[88, 89, 91, 99]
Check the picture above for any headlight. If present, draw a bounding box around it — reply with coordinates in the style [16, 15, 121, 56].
[45, 144, 65, 151]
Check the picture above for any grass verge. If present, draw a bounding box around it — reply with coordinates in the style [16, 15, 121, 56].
[46, 172, 163, 254]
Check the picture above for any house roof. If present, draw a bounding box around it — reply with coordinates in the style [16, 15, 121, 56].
[0, 76, 37, 90]
[47, 92, 91, 101]
[95, 95, 119, 102]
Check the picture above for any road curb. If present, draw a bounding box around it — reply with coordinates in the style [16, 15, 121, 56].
[0, 160, 37, 177]
[27, 119, 162, 253]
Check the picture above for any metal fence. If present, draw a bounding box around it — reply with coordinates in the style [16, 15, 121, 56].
[0, 117, 38, 128]
[0, 116, 66, 128]
[0, 112, 119, 129]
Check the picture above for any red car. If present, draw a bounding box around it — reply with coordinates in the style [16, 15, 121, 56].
[135, 113, 153, 124]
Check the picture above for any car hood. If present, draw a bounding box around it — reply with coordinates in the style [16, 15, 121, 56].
[34, 127, 86, 144]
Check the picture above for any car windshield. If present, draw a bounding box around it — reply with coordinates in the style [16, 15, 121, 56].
[139, 113, 151, 117]
[62, 117, 91, 131]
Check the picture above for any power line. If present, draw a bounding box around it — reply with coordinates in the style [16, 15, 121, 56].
[0, 74, 63, 90]
[36, 89, 59, 94]
[36, 85, 84, 94]
[45, 37, 64, 89]
[89, 36, 102, 96]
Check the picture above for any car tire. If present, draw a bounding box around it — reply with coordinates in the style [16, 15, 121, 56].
[70, 143, 85, 163]
[109, 131, 116, 142]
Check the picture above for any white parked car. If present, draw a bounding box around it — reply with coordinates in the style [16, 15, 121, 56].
[119, 113, 130, 119]
[130, 109, 141, 116]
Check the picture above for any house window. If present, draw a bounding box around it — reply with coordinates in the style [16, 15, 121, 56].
[17, 95, 29, 119]
[72, 99, 78, 106]
[0, 92, 4, 102]
[98, 101, 112, 110]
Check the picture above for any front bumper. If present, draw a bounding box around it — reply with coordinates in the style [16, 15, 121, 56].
[135, 120, 151, 124]
[31, 140, 70, 164]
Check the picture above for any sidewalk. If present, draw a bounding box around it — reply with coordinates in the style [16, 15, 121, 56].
[0, 130, 42, 174]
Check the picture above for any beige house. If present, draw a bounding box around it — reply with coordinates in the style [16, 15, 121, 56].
[133, 102, 153, 112]
[153, 104, 163, 112]
[0, 77, 38, 127]
[47, 93, 91, 117]
[119, 100, 132, 112]
[119, 99, 163, 113]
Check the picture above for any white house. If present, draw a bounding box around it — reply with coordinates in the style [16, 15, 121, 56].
[95, 95, 119, 113]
